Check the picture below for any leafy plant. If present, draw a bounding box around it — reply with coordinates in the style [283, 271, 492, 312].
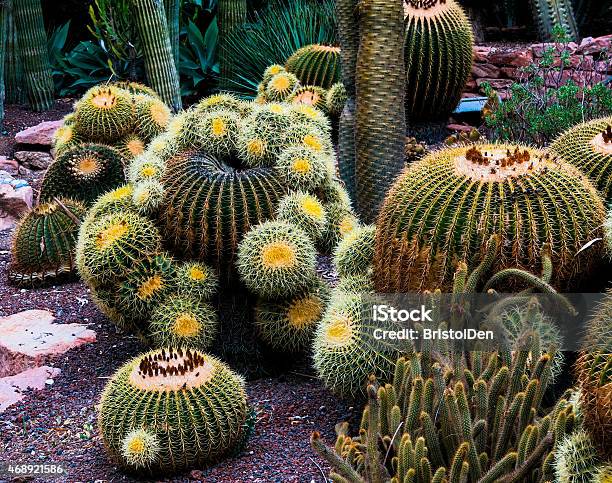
[483, 27, 612, 146]
[179, 19, 219, 97]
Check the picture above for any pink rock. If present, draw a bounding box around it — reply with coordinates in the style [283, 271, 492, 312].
[532, 42, 577, 57]
[447, 123, 473, 133]
[0, 156, 19, 174]
[488, 49, 533, 67]
[0, 366, 61, 412]
[0, 184, 33, 231]
[472, 63, 501, 79]
[0, 310, 96, 377]
[576, 35, 612, 56]
[500, 67, 520, 79]
[473, 46, 492, 63]
[15, 120, 63, 146]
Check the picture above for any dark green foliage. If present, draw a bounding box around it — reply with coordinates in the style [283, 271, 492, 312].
[0, 1, 7, 127]
[483, 32, 612, 146]
[13, 0, 55, 111]
[355, 0, 406, 223]
[9, 199, 86, 287]
[404, 0, 474, 121]
[285, 44, 341, 89]
[160, 151, 286, 274]
[130, 0, 182, 112]
[221, 0, 337, 98]
[38, 144, 127, 206]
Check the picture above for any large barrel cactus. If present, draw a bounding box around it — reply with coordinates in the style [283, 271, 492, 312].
[550, 117, 612, 201]
[403, 0, 474, 122]
[98, 348, 248, 475]
[285, 44, 342, 90]
[355, 0, 406, 223]
[375, 144, 607, 292]
[9, 199, 86, 286]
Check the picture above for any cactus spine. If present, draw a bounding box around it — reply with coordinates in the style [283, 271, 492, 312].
[335, 0, 359, 201]
[12, 0, 54, 111]
[130, 0, 182, 112]
[355, 0, 406, 223]
[531, 0, 579, 41]
[218, 0, 247, 91]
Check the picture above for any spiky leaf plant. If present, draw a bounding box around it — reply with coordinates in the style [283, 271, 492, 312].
[76, 211, 161, 285]
[149, 294, 218, 350]
[38, 144, 127, 206]
[9, 199, 86, 287]
[288, 86, 328, 112]
[116, 253, 176, 321]
[255, 281, 330, 353]
[313, 350, 577, 482]
[276, 191, 328, 241]
[218, 0, 247, 91]
[237, 220, 318, 299]
[403, 0, 474, 121]
[285, 44, 342, 89]
[98, 348, 248, 475]
[276, 145, 329, 192]
[554, 430, 602, 482]
[355, 0, 406, 223]
[575, 290, 612, 459]
[74, 85, 135, 140]
[550, 117, 612, 200]
[265, 72, 299, 102]
[313, 291, 400, 398]
[134, 94, 172, 141]
[175, 262, 219, 302]
[333, 224, 375, 278]
[12, 0, 54, 111]
[375, 144, 607, 292]
[160, 151, 286, 272]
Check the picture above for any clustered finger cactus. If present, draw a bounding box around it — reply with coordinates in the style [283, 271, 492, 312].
[284, 44, 342, 90]
[8, 198, 86, 286]
[98, 348, 248, 475]
[375, 144, 607, 292]
[313, 350, 578, 482]
[403, 0, 474, 122]
[550, 117, 612, 201]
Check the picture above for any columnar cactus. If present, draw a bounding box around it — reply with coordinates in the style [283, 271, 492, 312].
[163, 0, 180, 71]
[403, 0, 474, 121]
[550, 117, 612, 200]
[9, 199, 86, 286]
[355, 0, 406, 223]
[12, 0, 54, 111]
[0, 1, 7, 128]
[98, 348, 248, 475]
[375, 144, 607, 292]
[531, 0, 579, 41]
[285, 44, 342, 89]
[312, 351, 577, 482]
[130, 0, 182, 111]
[4, 2, 25, 104]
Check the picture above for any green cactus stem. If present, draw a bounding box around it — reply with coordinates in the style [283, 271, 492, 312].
[531, 0, 579, 42]
[163, 0, 180, 71]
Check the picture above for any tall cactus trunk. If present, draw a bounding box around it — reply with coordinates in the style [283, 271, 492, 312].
[531, 0, 579, 41]
[218, 0, 247, 92]
[336, 0, 359, 203]
[163, 0, 180, 72]
[355, 0, 406, 224]
[131, 0, 182, 112]
[12, 0, 54, 111]
[0, 1, 7, 127]
[4, 2, 25, 104]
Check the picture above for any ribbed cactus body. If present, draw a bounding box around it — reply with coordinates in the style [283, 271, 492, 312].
[403, 0, 474, 121]
[531, 0, 578, 41]
[98, 348, 248, 475]
[4, 3, 25, 104]
[575, 291, 612, 458]
[335, 0, 359, 201]
[218, 0, 247, 91]
[285, 44, 342, 89]
[0, 1, 7, 127]
[74, 85, 135, 141]
[160, 151, 286, 273]
[12, 0, 54, 111]
[9, 199, 86, 286]
[131, 0, 181, 112]
[550, 117, 612, 201]
[38, 144, 127, 206]
[355, 0, 406, 223]
[333, 224, 375, 278]
[163, 0, 180, 71]
[375, 144, 607, 292]
[554, 430, 602, 482]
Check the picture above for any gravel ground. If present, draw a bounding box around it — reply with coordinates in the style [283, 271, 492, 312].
[0, 104, 354, 482]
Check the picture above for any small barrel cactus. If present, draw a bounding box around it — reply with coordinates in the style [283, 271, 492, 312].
[175, 262, 219, 301]
[554, 430, 602, 483]
[9, 199, 86, 286]
[333, 224, 375, 278]
[265, 72, 300, 102]
[74, 85, 135, 140]
[288, 86, 328, 112]
[276, 191, 328, 241]
[134, 94, 172, 141]
[285, 44, 342, 89]
[98, 348, 248, 475]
